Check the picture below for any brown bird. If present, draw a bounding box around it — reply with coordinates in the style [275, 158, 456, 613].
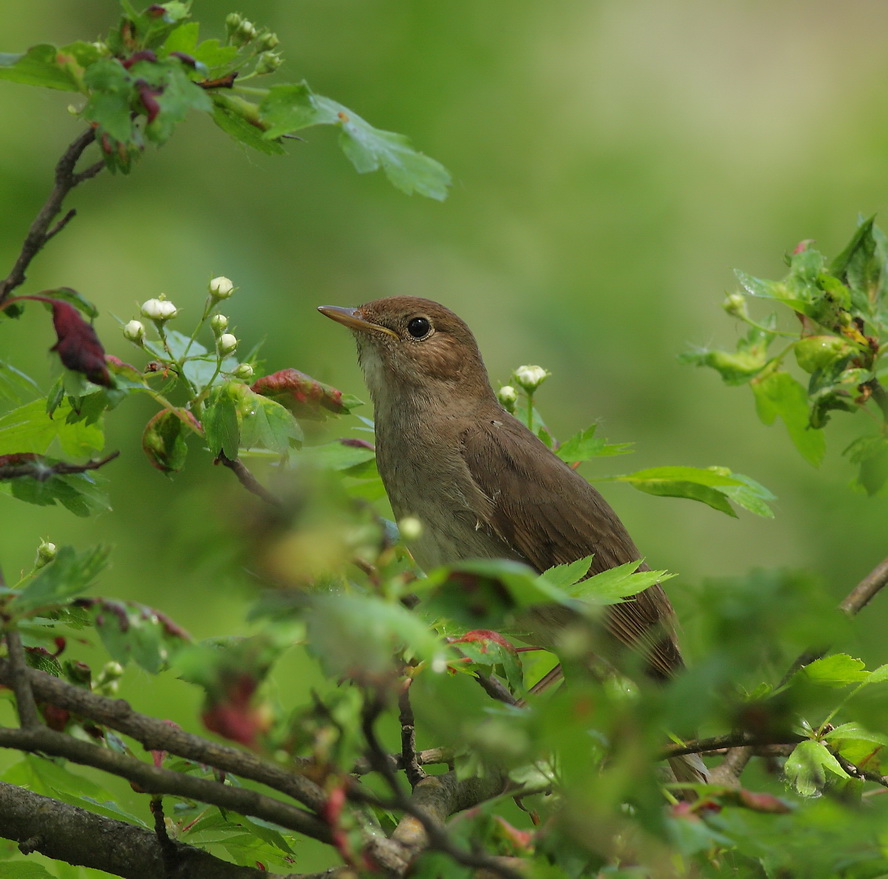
[319, 296, 706, 784]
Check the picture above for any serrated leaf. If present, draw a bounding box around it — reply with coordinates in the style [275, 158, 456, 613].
[797, 654, 869, 688]
[0, 399, 104, 457]
[751, 369, 825, 466]
[555, 426, 632, 462]
[84, 598, 190, 673]
[567, 560, 672, 605]
[203, 384, 241, 458]
[10, 545, 109, 614]
[784, 740, 851, 797]
[299, 438, 376, 472]
[612, 465, 774, 517]
[259, 82, 451, 199]
[537, 557, 594, 591]
[211, 101, 286, 155]
[2, 470, 112, 517]
[142, 409, 190, 472]
[844, 434, 888, 496]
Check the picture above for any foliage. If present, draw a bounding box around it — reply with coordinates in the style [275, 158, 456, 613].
[0, 4, 887, 879]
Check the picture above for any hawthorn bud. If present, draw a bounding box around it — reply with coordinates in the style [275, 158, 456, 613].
[259, 31, 280, 50]
[497, 384, 518, 413]
[140, 297, 178, 321]
[233, 362, 254, 380]
[513, 365, 549, 392]
[123, 319, 146, 344]
[210, 313, 229, 335]
[209, 276, 235, 300]
[723, 293, 748, 319]
[256, 51, 282, 75]
[35, 540, 57, 568]
[217, 333, 238, 356]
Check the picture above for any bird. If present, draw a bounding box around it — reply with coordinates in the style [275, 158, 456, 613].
[318, 296, 707, 785]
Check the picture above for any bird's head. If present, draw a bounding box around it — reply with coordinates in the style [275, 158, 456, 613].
[318, 296, 494, 407]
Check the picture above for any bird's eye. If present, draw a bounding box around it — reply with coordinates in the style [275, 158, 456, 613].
[406, 316, 431, 339]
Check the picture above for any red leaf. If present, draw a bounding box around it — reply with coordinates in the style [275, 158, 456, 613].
[251, 368, 347, 420]
[49, 300, 112, 386]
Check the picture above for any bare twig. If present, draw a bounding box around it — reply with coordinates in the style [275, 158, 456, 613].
[0, 659, 326, 813]
[352, 746, 453, 776]
[0, 128, 104, 302]
[840, 555, 888, 616]
[3, 631, 41, 729]
[398, 678, 426, 788]
[0, 724, 330, 842]
[215, 452, 284, 507]
[663, 731, 804, 760]
[0, 451, 120, 481]
[0, 780, 291, 879]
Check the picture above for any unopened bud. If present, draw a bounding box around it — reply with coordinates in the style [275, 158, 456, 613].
[140, 297, 178, 321]
[209, 276, 234, 300]
[35, 540, 57, 568]
[513, 365, 549, 392]
[123, 319, 145, 344]
[497, 385, 518, 413]
[256, 51, 282, 74]
[398, 516, 423, 542]
[259, 31, 280, 50]
[233, 362, 254, 380]
[723, 293, 748, 319]
[217, 333, 238, 356]
[210, 313, 229, 334]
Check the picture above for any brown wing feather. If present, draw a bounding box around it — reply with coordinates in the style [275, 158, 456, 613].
[459, 413, 682, 679]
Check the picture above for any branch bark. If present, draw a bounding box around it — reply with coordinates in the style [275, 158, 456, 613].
[0, 780, 294, 879]
[0, 128, 104, 302]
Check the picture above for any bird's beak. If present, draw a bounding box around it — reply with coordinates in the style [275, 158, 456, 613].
[317, 305, 399, 339]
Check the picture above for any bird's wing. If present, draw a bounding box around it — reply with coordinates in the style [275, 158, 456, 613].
[459, 413, 682, 679]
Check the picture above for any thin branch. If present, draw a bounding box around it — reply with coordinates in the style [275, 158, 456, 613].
[0, 659, 327, 813]
[0, 128, 103, 302]
[840, 555, 888, 616]
[3, 631, 41, 728]
[216, 452, 283, 506]
[398, 678, 426, 788]
[352, 746, 453, 776]
[663, 731, 804, 760]
[0, 724, 331, 842]
[0, 780, 292, 879]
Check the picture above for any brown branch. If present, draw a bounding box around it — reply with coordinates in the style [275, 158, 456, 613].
[0, 451, 120, 481]
[216, 452, 284, 506]
[0, 724, 330, 842]
[0, 780, 292, 879]
[398, 678, 426, 788]
[663, 731, 805, 760]
[0, 659, 327, 813]
[840, 555, 888, 616]
[352, 746, 453, 776]
[0, 128, 103, 302]
[3, 631, 40, 728]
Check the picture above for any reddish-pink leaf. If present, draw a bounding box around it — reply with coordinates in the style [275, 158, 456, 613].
[49, 300, 112, 386]
[251, 368, 347, 420]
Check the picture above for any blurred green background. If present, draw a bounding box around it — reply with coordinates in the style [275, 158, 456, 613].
[1, 0, 887, 780]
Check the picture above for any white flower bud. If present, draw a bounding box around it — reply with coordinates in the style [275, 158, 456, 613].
[723, 292, 748, 319]
[513, 364, 550, 392]
[210, 313, 229, 334]
[209, 276, 235, 299]
[35, 540, 57, 568]
[217, 333, 238, 356]
[140, 298, 178, 321]
[123, 320, 145, 344]
[398, 516, 423, 542]
[497, 385, 518, 408]
[233, 362, 254, 380]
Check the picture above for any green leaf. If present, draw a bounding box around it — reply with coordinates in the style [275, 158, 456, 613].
[137, 59, 212, 144]
[829, 215, 884, 311]
[211, 99, 286, 156]
[0, 361, 41, 403]
[735, 268, 813, 317]
[10, 545, 110, 614]
[259, 82, 451, 199]
[299, 439, 376, 472]
[0, 862, 56, 877]
[566, 560, 673, 605]
[555, 425, 632, 462]
[824, 722, 888, 774]
[797, 653, 869, 688]
[142, 409, 190, 472]
[844, 434, 888, 496]
[751, 369, 825, 466]
[1, 469, 112, 517]
[0, 44, 81, 91]
[84, 598, 191, 673]
[0, 399, 104, 457]
[784, 740, 851, 797]
[307, 592, 446, 678]
[611, 465, 774, 517]
[82, 57, 136, 142]
[537, 557, 594, 591]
